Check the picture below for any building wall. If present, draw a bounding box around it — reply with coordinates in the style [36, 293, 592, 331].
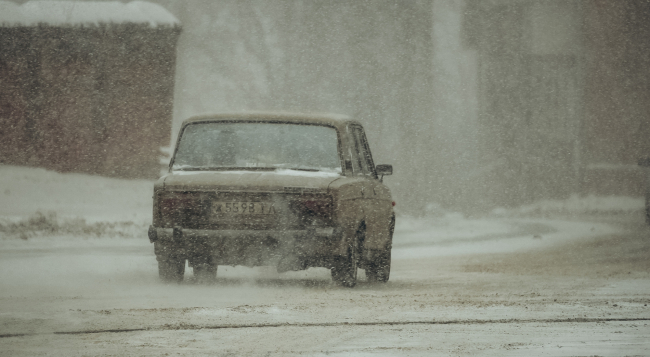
[582, 0, 650, 196]
[0, 25, 180, 178]
[0, 28, 32, 166]
[464, 0, 650, 205]
[464, 0, 584, 206]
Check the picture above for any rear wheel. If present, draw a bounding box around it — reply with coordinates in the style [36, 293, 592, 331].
[158, 256, 185, 283]
[366, 249, 391, 283]
[366, 216, 394, 283]
[193, 262, 217, 283]
[331, 227, 360, 288]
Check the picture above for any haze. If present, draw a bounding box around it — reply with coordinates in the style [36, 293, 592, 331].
[0, 1, 649, 355]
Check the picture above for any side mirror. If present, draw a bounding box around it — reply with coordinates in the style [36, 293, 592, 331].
[376, 164, 393, 177]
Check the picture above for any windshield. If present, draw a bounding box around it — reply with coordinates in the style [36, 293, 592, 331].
[172, 122, 341, 172]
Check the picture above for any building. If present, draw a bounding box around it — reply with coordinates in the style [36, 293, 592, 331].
[464, 0, 650, 205]
[0, 1, 181, 178]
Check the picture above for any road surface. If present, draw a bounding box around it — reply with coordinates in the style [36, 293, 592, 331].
[1, 213, 648, 356]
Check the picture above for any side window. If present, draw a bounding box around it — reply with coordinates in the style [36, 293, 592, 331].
[352, 126, 377, 178]
[346, 126, 362, 175]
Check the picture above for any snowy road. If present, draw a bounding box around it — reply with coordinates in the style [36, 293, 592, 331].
[1, 217, 649, 356]
[1, 166, 649, 356]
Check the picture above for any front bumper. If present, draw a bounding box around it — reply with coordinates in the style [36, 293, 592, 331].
[150, 225, 343, 269]
[149, 225, 339, 267]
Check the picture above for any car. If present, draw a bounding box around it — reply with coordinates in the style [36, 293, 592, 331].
[148, 112, 395, 287]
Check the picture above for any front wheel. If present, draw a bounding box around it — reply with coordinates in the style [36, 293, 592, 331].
[366, 216, 393, 283]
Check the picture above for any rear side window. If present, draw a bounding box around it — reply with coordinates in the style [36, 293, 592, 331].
[351, 126, 377, 179]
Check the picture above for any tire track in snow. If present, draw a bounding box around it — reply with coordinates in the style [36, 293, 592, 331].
[2, 317, 649, 338]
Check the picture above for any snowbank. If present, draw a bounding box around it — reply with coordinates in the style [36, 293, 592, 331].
[491, 194, 644, 218]
[0, 165, 152, 240]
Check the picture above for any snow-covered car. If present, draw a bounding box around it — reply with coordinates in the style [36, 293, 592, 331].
[148, 113, 395, 287]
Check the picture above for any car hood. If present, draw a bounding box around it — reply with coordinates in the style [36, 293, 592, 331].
[162, 169, 342, 192]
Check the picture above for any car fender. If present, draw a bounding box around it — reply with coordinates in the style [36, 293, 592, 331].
[363, 198, 394, 250]
[329, 177, 365, 256]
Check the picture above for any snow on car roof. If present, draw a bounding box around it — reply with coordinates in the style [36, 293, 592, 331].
[182, 112, 357, 128]
[0, 1, 179, 28]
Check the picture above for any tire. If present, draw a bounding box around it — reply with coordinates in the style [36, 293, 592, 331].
[158, 256, 185, 283]
[193, 262, 217, 283]
[331, 227, 360, 288]
[366, 216, 394, 283]
[366, 249, 391, 283]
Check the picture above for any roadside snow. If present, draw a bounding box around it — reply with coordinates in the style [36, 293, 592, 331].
[393, 193, 640, 259]
[492, 194, 644, 217]
[393, 216, 619, 259]
[0, 165, 152, 240]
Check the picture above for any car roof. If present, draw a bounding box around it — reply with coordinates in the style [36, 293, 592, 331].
[181, 112, 360, 130]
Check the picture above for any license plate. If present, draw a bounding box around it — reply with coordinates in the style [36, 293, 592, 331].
[211, 201, 276, 215]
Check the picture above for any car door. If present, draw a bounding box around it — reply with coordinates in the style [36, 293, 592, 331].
[349, 125, 393, 251]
